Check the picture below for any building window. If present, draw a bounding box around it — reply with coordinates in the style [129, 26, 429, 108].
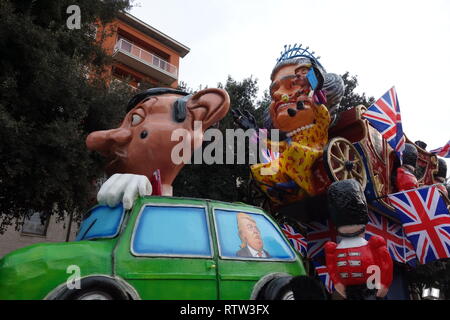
[22, 212, 49, 236]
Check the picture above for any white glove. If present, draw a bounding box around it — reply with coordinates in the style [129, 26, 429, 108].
[97, 174, 152, 210]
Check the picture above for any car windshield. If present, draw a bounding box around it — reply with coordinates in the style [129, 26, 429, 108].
[76, 204, 125, 241]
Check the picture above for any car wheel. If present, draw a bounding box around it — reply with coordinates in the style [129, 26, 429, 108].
[261, 276, 295, 300]
[291, 275, 327, 300]
[75, 291, 114, 300]
[278, 289, 295, 300]
[54, 276, 129, 300]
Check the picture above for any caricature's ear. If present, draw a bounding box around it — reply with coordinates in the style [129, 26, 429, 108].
[188, 88, 230, 129]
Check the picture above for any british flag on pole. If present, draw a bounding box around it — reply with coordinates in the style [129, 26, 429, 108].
[365, 211, 416, 264]
[363, 87, 405, 158]
[388, 186, 450, 264]
[430, 140, 450, 158]
[304, 219, 339, 259]
[280, 223, 307, 257]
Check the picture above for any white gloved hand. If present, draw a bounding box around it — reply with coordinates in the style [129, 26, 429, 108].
[97, 174, 152, 210]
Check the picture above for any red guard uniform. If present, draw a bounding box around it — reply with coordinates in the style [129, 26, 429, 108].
[325, 236, 393, 289]
[396, 167, 419, 192]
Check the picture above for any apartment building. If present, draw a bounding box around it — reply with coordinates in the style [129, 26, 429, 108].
[0, 12, 190, 257]
[101, 12, 190, 89]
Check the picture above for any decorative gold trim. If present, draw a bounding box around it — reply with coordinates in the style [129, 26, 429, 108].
[373, 174, 384, 195]
[370, 126, 387, 164]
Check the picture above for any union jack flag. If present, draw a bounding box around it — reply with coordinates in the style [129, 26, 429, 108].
[405, 238, 418, 267]
[304, 219, 339, 259]
[430, 140, 450, 158]
[388, 186, 450, 264]
[252, 129, 280, 163]
[365, 211, 416, 264]
[363, 87, 405, 158]
[281, 223, 307, 257]
[313, 262, 334, 294]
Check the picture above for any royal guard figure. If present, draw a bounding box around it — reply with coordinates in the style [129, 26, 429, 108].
[435, 158, 448, 198]
[396, 143, 419, 191]
[324, 179, 393, 300]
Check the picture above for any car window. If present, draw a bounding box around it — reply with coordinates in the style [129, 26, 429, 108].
[214, 209, 295, 260]
[76, 204, 125, 241]
[132, 206, 212, 257]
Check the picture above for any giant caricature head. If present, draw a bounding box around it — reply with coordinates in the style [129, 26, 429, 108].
[267, 45, 344, 133]
[86, 88, 230, 195]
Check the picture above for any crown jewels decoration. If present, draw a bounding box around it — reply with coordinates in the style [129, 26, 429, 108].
[276, 43, 323, 68]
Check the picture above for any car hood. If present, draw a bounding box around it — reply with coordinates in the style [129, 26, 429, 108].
[0, 240, 116, 300]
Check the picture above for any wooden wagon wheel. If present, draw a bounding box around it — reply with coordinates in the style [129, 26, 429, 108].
[323, 137, 367, 189]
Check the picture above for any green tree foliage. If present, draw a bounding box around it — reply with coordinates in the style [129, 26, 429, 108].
[0, 0, 133, 232]
[173, 72, 373, 204]
[173, 76, 263, 202]
[337, 72, 375, 112]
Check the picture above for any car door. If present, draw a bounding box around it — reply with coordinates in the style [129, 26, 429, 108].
[114, 199, 218, 299]
[210, 203, 304, 299]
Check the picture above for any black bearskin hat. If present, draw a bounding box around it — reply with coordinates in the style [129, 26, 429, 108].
[403, 143, 418, 168]
[327, 179, 368, 227]
[436, 158, 447, 180]
[415, 140, 427, 150]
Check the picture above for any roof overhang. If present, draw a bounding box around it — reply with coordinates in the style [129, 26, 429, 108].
[117, 12, 190, 58]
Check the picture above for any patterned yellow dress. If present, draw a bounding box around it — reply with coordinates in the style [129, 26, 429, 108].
[251, 104, 330, 204]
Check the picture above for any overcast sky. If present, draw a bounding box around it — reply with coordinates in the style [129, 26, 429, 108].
[130, 0, 450, 175]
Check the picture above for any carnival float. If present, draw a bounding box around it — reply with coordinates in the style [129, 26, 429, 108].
[234, 44, 450, 300]
[0, 44, 449, 300]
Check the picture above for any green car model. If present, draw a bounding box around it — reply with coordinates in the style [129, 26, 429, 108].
[0, 196, 310, 300]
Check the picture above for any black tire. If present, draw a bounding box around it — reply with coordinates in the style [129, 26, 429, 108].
[290, 275, 327, 300]
[261, 276, 295, 300]
[54, 276, 129, 300]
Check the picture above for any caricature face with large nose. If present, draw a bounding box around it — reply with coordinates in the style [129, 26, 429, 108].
[89, 94, 184, 176]
[242, 219, 263, 251]
[86, 89, 230, 192]
[269, 64, 316, 132]
[237, 213, 264, 251]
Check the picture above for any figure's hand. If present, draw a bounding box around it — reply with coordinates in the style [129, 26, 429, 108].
[231, 109, 257, 130]
[334, 283, 347, 299]
[376, 285, 389, 298]
[97, 174, 152, 210]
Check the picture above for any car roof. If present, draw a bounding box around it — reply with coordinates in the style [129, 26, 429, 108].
[140, 195, 265, 212]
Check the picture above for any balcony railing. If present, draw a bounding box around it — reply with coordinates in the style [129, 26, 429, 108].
[114, 39, 178, 78]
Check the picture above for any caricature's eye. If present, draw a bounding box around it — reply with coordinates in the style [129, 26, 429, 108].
[131, 114, 143, 126]
[296, 67, 309, 76]
[270, 82, 280, 96]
